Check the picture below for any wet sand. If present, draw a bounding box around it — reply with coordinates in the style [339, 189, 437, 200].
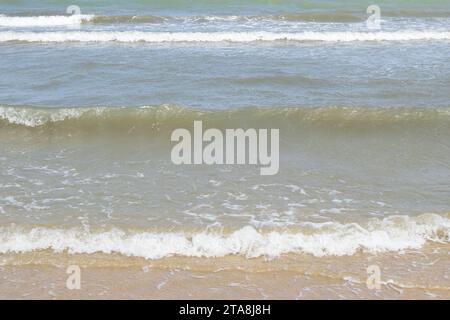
[1, 244, 448, 299]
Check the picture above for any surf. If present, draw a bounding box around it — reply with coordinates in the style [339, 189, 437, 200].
[1, 31, 450, 43]
[1, 105, 450, 129]
[0, 15, 94, 27]
[0, 213, 448, 259]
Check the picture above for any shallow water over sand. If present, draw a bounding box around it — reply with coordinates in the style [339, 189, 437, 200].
[0, 0, 449, 299]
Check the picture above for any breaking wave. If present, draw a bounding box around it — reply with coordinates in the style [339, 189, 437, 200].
[2, 12, 450, 27]
[0, 15, 94, 27]
[1, 31, 450, 43]
[1, 105, 450, 130]
[0, 214, 448, 259]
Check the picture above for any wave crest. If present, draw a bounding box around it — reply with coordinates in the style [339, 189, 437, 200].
[1, 31, 450, 43]
[0, 214, 448, 259]
[1, 105, 450, 130]
[0, 15, 94, 27]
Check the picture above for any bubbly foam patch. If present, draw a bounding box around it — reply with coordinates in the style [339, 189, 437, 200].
[0, 214, 448, 259]
[0, 15, 94, 27]
[0, 106, 105, 127]
[0, 31, 449, 42]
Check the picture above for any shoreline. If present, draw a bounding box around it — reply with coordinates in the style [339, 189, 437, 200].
[1, 244, 448, 299]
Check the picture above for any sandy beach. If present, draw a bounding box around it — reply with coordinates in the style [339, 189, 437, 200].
[1, 242, 448, 299]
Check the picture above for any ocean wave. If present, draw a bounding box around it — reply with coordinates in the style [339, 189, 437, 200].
[0, 214, 448, 259]
[2, 12, 450, 28]
[0, 13, 359, 28]
[91, 13, 363, 23]
[1, 31, 450, 43]
[0, 15, 94, 27]
[1, 105, 450, 130]
[0, 105, 108, 127]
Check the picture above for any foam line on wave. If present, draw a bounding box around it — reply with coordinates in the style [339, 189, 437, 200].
[1, 31, 450, 42]
[0, 213, 448, 259]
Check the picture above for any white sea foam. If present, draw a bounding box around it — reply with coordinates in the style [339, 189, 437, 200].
[0, 15, 95, 27]
[2, 105, 450, 128]
[0, 214, 448, 259]
[0, 31, 449, 43]
[0, 106, 104, 127]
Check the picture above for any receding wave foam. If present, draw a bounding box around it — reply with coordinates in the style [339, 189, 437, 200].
[1, 31, 450, 43]
[0, 214, 448, 259]
[0, 15, 94, 27]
